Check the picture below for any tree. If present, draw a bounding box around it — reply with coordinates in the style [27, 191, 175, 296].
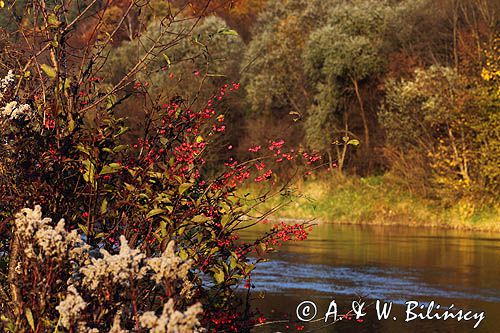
[380, 65, 499, 199]
[304, 27, 384, 152]
[100, 14, 246, 156]
[179, 0, 270, 40]
[242, 0, 434, 173]
[102, 15, 244, 103]
[301, 0, 411, 171]
[241, 0, 329, 140]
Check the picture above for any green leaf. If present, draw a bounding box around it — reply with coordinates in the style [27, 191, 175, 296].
[177, 226, 185, 235]
[100, 199, 108, 214]
[179, 248, 188, 260]
[108, 162, 123, 168]
[78, 224, 88, 235]
[41, 64, 57, 78]
[230, 255, 237, 270]
[244, 263, 255, 275]
[178, 183, 192, 195]
[76, 144, 91, 156]
[100, 163, 122, 175]
[217, 27, 239, 36]
[148, 171, 164, 179]
[82, 160, 96, 188]
[191, 215, 210, 223]
[114, 126, 129, 138]
[113, 144, 129, 152]
[259, 242, 267, 254]
[47, 13, 61, 27]
[210, 247, 220, 255]
[213, 268, 225, 284]
[25, 308, 35, 331]
[68, 117, 75, 132]
[155, 193, 171, 204]
[160, 220, 167, 237]
[220, 214, 231, 227]
[146, 208, 166, 219]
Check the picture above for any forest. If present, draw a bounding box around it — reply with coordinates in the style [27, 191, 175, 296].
[0, 0, 498, 332]
[77, 0, 500, 228]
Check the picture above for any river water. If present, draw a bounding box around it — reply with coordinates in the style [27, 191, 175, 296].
[239, 223, 500, 332]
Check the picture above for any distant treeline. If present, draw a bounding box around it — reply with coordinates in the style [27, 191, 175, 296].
[2, 0, 497, 200]
[235, 0, 499, 203]
[231, 0, 498, 202]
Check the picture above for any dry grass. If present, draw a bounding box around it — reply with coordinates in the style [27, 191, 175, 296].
[244, 173, 500, 232]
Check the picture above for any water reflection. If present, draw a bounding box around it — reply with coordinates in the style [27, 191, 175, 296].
[238, 223, 500, 332]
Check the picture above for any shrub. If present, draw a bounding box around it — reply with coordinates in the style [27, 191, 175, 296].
[379, 65, 500, 201]
[0, 2, 317, 331]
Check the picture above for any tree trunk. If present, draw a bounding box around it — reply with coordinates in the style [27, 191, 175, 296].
[452, 0, 459, 71]
[352, 78, 370, 150]
[448, 127, 471, 186]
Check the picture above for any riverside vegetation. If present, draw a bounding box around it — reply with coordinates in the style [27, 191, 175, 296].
[0, 1, 317, 331]
[0, 0, 499, 332]
[245, 175, 500, 232]
[237, 0, 499, 231]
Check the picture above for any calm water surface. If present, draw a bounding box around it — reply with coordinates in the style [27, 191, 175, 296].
[239, 223, 500, 333]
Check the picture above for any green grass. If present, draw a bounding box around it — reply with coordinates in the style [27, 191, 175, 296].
[243, 174, 500, 232]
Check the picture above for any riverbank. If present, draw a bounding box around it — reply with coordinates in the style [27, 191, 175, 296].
[245, 175, 500, 232]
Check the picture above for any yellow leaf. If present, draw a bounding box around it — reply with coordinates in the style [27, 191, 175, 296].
[146, 208, 166, 219]
[25, 308, 35, 331]
[47, 13, 61, 27]
[178, 183, 192, 195]
[213, 268, 225, 284]
[41, 64, 57, 78]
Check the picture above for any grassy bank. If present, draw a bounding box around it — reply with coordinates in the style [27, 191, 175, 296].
[245, 175, 500, 232]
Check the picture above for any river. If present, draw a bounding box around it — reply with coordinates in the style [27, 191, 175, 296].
[239, 223, 500, 332]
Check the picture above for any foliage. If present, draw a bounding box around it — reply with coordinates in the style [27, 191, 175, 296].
[102, 15, 244, 104]
[475, 36, 500, 196]
[0, 1, 317, 332]
[241, 0, 439, 172]
[101, 14, 247, 165]
[380, 65, 499, 199]
[240, 0, 329, 151]
[481, 35, 500, 98]
[0, 0, 498, 329]
[182, 0, 269, 40]
[303, 23, 384, 164]
[241, 0, 327, 115]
